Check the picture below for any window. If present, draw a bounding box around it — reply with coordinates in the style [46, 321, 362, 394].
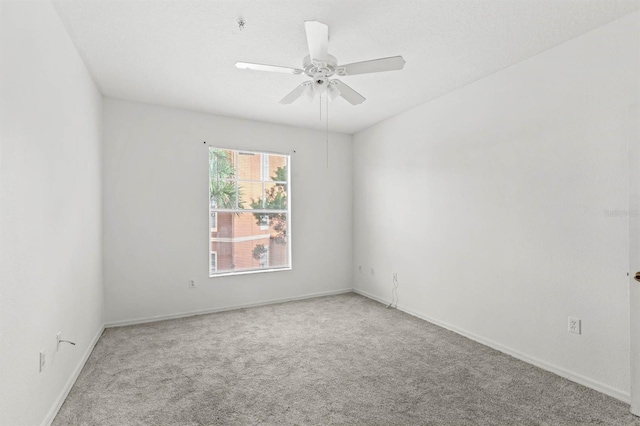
[209, 147, 290, 276]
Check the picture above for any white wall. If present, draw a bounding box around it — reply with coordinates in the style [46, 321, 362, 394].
[353, 12, 639, 400]
[0, 1, 104, 425]
[103, 99, 352, 324]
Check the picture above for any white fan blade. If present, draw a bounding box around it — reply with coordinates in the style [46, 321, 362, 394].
[304, 84, 315, 101]
[304, 21, 328, 62]
[280, 82, 311, 104]
[332, 80, 365, 105]
[327, 83, 340, 101]
[337, 56, 405, 76]
[235, 62, 303, 75]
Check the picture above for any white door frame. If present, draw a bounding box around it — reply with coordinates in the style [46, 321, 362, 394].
[628, 103, 640, 416]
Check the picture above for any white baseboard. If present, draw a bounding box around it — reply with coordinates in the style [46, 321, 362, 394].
[41, 324, 105, 426]
[105, 288, 354, 328]
[353, 287, 630, 404]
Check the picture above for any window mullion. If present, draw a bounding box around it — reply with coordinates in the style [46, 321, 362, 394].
[262, 154, 266, 210]
[212, 208, 287, 214]
[234, 150, 239, 210]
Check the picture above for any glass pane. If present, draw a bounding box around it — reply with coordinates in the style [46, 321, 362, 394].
[211, 212, 234, 238]
[263, 212, 288, 242]
[266, 154, 288, 182]
[210, 212, 289, 274]
[210, 180, 238, 209]
[210, 211, 218, 231]
[209, 148, 235, 181]
[238, 181, 263, 210]
[263, 183, 287, 211]
[237, 151, 261, 181]
[210, 252, 217, 274]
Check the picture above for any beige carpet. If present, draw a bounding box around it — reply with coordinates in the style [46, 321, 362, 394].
[54, 293, 638, 425]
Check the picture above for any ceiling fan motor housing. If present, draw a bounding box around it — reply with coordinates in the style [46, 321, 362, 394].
[303, 54, 338, 78]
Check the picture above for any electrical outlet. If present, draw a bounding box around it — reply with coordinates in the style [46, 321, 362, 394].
[568, 317, 581, 334]
[189, 280, 196, 289]
[39, 351, 46, 372]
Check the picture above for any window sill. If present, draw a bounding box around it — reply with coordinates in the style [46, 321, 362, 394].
[209, 266, 292, 278]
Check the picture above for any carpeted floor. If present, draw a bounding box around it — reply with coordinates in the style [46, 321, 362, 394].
[54, 293, 639, 425]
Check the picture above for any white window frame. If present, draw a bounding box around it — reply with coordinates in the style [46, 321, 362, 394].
[261, 153, 270, 181]
[208, 146, 291, 278]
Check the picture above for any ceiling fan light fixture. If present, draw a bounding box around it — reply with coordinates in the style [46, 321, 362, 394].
[312, 77, 328, 94]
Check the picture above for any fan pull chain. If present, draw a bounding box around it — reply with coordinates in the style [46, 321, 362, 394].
[319, 93, 322, 121]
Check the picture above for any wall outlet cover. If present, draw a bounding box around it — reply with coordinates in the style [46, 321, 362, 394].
[568, 317, 581, 334]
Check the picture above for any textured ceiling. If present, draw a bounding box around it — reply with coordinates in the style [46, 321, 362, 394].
[52, 0, 639, 134]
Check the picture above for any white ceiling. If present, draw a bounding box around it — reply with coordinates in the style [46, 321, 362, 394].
[52, 0, 639, 134]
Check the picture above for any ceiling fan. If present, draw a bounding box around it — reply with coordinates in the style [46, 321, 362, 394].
[235, 21, 405, 105]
